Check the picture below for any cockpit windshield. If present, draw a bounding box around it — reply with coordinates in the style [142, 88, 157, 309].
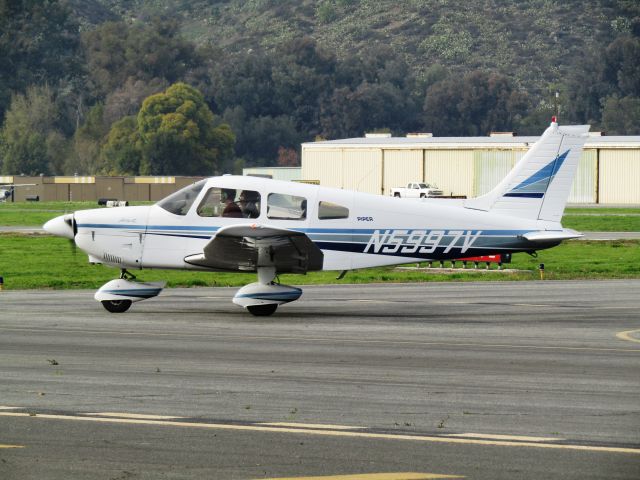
[157, 180, 206, 215]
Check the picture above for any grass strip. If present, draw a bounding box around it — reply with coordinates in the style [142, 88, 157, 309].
[1, 234, 638, 290]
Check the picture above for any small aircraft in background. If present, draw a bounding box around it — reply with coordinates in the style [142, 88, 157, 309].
[0, 183, 36, 202]
[44, 120, 589, 316]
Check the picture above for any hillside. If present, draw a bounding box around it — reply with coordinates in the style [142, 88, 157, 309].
[1, 0, 638, 177]
[74, 0, 632, 96]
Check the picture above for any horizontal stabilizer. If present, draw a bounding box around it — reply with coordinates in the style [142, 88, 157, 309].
[521, 230, 583, 243]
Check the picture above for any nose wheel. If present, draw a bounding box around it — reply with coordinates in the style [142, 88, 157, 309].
[246, 304, 278, 316]
[101, 299, 132, 313]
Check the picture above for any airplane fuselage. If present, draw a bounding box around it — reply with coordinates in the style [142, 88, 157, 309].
[71, 175, 562, 273]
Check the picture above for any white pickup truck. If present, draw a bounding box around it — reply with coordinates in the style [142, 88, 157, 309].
[390, 182, 443, 198]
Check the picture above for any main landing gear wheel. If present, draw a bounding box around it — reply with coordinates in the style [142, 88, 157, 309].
[247, 304, 278, 316]
[101, 299, 132, 313]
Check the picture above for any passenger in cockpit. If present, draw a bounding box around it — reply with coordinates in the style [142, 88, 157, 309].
[221, 189, 243, 217]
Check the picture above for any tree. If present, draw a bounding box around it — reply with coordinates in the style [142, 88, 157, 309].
[82, 18, 208, 101]
[321, 81, 413, 138]
[603, 36, 640, 98]
[423, 71, 528, 136]
[0, 0, 82, 121]
[100, 116, 142, 175]
[66, 104, 110, 175]
[213, 37, 337, 142]
[601, 96, 640, 134]
[0, 85, 67, 175]
[221, 106, 301, 167]
[104, 78, 169, 126]
[277, 147, 299, 167]
[137, 83, 235, 175]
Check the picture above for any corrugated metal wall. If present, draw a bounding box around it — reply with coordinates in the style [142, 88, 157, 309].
[425, 150, 475, 197]
[302, 148, 381, 193]
[302, 145, 618, 204]
[3, 176, 203, 202]
[302, 149, 343, 188]
[342, 149, 382, 194]
[568, 150, 597, 203]
[473, 150, 523, 196]
[11, 177, 42, 201]
[124, 183, 150, 201]
[599, 149, 640, 204]
[382, 150, 423, 195]
[97, 177, 125, 201]
[69, 183, 97, 201]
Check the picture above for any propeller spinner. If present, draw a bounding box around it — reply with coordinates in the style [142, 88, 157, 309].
[43, 213, 77, 240]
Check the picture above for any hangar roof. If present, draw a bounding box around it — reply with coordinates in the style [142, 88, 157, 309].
[302, 135, 640, 150]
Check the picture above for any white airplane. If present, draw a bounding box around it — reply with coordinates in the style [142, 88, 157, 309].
[44, 120, 589, 316]
[0, 183, 36, 202]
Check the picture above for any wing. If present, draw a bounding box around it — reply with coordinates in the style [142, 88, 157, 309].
[184, 224, 324, 274]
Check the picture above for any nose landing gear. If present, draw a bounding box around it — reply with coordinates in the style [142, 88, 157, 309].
[95, 269, 165, 313]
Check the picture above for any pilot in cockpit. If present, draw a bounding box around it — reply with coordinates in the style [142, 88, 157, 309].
[239, 190, 260, 218]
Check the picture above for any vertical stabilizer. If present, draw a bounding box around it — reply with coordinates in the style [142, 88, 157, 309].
[464, 120, 590, 221]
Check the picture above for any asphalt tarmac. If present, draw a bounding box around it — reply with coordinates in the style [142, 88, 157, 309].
[1, 281, 639, 479]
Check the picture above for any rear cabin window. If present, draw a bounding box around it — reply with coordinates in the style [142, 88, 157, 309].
[157, 180, 206, 216]
[197, 188, 261, 218]
[318, 201, 349, 220]
[267, 193, 307, 220]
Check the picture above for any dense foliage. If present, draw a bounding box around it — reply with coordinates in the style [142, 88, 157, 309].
[0, 0, 639, 175]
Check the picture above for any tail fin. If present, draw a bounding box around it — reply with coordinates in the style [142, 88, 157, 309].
[464, 120, 590, 221]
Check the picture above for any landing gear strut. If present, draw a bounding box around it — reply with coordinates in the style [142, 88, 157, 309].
[119, 269, 136, 280]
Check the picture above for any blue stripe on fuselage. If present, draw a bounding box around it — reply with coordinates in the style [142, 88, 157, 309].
[76, 223, 540, 259]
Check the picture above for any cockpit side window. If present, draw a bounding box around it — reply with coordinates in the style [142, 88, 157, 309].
[157, 180, 206, 216]
[197, 187, 261, 218]
[318, 201, 349, 220]
[267, 193, 307, 220]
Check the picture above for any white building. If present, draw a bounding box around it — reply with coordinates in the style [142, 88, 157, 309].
[301, 133, 640, 204]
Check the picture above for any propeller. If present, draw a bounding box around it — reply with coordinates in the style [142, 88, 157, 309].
[64, 214, 78, 255]
[44, 213, 78, 255]
[63, 213, 78, 237]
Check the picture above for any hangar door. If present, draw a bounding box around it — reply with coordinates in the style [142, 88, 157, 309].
[425, 150, 474, 198]
[599, 149, 640, 204]
[567, 149, 597, 204]
[341, 149, 382, 195]
[302, 149, 343, 189]
[473, 150, 523, 197]
[382, 150, 423, 196]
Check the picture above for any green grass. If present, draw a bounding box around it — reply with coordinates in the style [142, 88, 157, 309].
[0, 201, 152, 227]
[1, 234, 638, 290]
[564, 208, 640, 215]
[561, 214, 640, 232]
